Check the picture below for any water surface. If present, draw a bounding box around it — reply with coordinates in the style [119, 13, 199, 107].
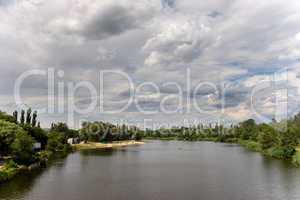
[1, 141, 300, 200]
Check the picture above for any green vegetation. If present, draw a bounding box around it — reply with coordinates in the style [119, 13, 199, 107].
[11, 131, 35, 165]
[79, 122, 143, 143]
[0, 109, 76, 183]
[1, 107, 300, 183]
[292, 150, 300, 166]
[0, 160, 19, 182]
[0, 110, 145, 183]
[142, 113, 300, 165]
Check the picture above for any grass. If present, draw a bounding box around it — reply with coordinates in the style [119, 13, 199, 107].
[292, 147, 300, 166]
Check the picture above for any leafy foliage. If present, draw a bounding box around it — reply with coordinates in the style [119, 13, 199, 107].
[79, 121, 142, 143]
[0, 120, 24, 155]
[0, 111, 17, 124]
[11, 132, 35, 165]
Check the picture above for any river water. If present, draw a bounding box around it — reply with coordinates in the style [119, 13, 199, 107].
[1, 141, 300, 200]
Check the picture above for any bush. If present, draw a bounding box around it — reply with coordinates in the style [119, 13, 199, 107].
[292, 151, 300, 166]
[46, 132, 65, 152]
[0, 120, 25, 155]
[35, 151, 51, 162]
[0, 111, 17, 123]
[0, 160, 19, 183]
[265, 146, 295, 159]
[239, 140, 261, 152]
[257, 124, 279, 150]
[11, 132, 35, 165]
[23, 125, 48, 149]
[4, 160, 18, 169]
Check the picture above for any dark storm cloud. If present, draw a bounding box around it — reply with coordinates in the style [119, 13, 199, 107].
[82, 5, 149, 40]
[208, 11, 222, 18]
[0, 0, 14, 7]
[222, 90, 249, 108]
[161, 0, 176, 8]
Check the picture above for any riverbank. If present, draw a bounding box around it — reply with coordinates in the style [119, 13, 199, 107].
[0, 140, 144, 184]
[238, 139, 300, 166]
[72, 140, 145, 150]
[292, 147, 300, 166]
[0, 161, 21, 183]
[145, 137, 300, 167]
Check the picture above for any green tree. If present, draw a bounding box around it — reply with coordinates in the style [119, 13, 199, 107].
[23, 125, 48, 150]
[280, 124, 299, 148]
[0, 111, 17, 123]
[239, 119, 258, 140]
[133, 131, 143, 141]
[257, 124, 279, 150]
[46, 132, 65, 152]
[100, 129, 113, 143]
[20, 110, 25, 125]
[32, 111, 37, 127]
[0, 120, 24, 155]
[11, 132, 35, 165]
[51, 122, 69, 133]
[13, 111, 18, 123]
[26, 108, 32, 125]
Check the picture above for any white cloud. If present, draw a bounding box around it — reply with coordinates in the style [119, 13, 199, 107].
[0, 0, 300, 127]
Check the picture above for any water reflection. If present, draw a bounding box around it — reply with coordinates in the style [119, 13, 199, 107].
[80, 148, 116, 156]
[1, 141, 300, 200]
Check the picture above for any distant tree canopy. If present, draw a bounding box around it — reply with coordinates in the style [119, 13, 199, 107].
[79, 121, 143, 143]
[142, 113, 300, 160]
[0, 111, 17, 124]
[1, 107, 300, 166]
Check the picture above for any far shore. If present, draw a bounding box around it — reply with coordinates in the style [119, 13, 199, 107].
[72, 140, 145, 150]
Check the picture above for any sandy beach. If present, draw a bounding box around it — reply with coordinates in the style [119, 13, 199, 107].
[72, 141, 145, 150]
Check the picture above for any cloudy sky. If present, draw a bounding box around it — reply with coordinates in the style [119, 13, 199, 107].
[0, 0, 300, 128]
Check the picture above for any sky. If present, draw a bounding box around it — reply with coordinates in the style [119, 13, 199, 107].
[0, 0, 300, 128]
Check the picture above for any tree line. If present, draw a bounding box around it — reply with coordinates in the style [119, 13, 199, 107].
[79, 121, 143, 143]
[142, 115, 300, 162]
[0, 109, 143, 167]
[1, 108, 300, 167]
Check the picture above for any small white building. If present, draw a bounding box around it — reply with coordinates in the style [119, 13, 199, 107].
[33, 142, 42, 151]
[67, 138, 80, 145]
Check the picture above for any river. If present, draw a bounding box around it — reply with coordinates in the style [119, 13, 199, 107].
[1, 141, 300, 200]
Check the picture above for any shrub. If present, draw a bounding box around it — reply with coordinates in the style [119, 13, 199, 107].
[239, 140, 261, 152]
[11, 132, 35, 165]
[266, 146, 295, 159]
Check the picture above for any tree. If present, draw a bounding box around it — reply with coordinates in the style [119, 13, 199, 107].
[100, 128, 113, 143]
[79, 122, 89, 143]
[0, 120, 24, 155]
[26, 108, 32, 125]
[239, 119, 258, 140]
[51, 122, 69, 133]
[20, 110, 25, 124]
[11, 131, 35, 165]
[280, 124, 299, 148]
[0, 111, 17, 123]
[22, 125, 48, 150]
[133, 131, 143, 141]
[13, 111, 18, 123]
[257, 124, 279, 150]
[32, 111, 37, 127]
[46, 132, 65, 152]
